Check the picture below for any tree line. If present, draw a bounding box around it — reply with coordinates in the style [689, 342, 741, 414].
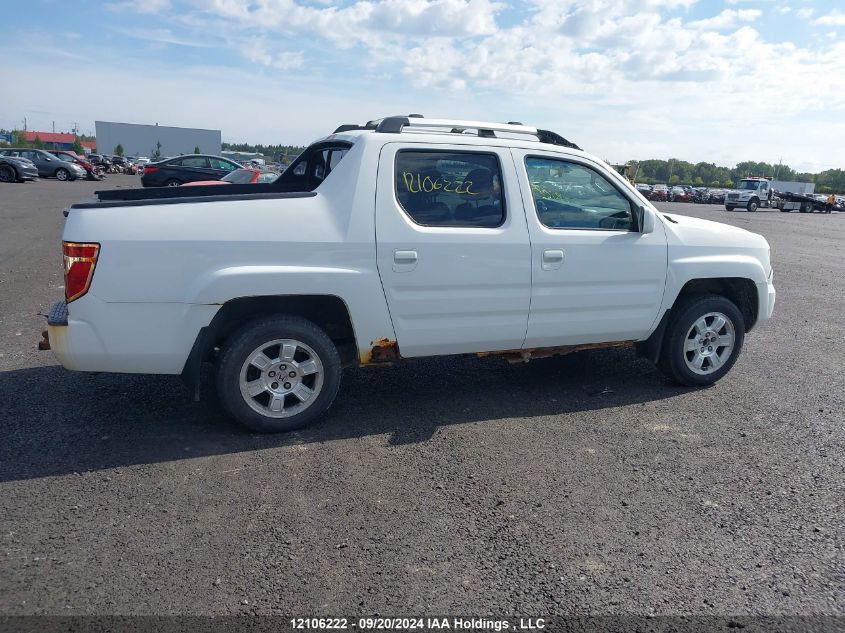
[221, 142, 305, 164]
[626, 158, 844, 193]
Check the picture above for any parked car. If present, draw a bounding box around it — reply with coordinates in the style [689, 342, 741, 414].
[48, 150, 101, 181]
[670, 187, 693, 203]
[635, 183, 651, 193]
[0, 148, 86, 180]
[88, 154, 114, 171]
[708, 189, 727, 204]
[0, 154, 39, 183]
[140, 154, 243, 187]
[182, 168, 279, 186]
[44, 115, 776, 434]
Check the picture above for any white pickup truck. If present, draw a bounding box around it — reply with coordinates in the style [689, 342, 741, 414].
[44, 116, 776, 433]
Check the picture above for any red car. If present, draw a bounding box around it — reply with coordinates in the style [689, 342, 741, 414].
[182, 168, 277, 186]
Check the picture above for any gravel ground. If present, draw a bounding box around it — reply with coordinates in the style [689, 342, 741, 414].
[0, 176, 842, 621]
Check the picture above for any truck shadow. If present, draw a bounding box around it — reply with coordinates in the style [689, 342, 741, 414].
[0, 349, 689, 482]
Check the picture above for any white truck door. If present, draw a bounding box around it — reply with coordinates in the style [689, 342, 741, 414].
[511, 150, 668, 348]
[375, 143, 531, 357]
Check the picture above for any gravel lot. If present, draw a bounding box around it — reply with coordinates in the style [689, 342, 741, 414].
[0, 176, 842, 621]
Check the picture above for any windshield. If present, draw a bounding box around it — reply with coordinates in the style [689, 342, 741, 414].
[738, 180, 764, 190]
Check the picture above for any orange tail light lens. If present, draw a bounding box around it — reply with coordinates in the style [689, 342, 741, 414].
[63, 242, 100, 303]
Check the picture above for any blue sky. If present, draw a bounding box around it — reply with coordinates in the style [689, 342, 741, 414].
[1, 0, 844, 171]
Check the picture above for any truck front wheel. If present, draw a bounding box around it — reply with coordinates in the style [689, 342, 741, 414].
[747, 199, 759, 212]
[215, 315, 342, 433]
[658, 294, 745, 387]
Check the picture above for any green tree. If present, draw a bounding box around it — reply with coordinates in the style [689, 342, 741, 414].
[31, 135, 45, 149]
[152, 141, 162, 161]
[193, 145, 201, 154]
[693, 176, 704, 186]
[114, 144, 124, 157]
[724, 178, 734, 188]
[710, 180, 720, 187]
[72, 138, 84, 154]
[11, 131, 28, 147]
[669, 174, 680, 185]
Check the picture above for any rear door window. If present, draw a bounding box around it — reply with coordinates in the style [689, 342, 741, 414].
[179, 157, 209, 168]
[394, 150, 505, 228]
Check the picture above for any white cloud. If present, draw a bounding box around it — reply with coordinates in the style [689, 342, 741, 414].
[814, 10, 845, 27]
[688, 9, 762, 30]
[241, 41, 304, 69]
[795, 7, 815, 19]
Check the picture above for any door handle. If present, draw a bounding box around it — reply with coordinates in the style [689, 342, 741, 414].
[542, 249, 564, 270]
[394, 249, 418, 264]
[392, 249, 418, 272]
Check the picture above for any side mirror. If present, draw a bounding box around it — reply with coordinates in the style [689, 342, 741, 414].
[638, 205, 654, 234]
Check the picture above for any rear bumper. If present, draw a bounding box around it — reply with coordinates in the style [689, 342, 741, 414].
[44, 297, 219, 374]
[46, 301, 108, 371]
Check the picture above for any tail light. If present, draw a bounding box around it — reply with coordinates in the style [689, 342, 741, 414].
[63, 242, 100, 303]
[143, 166, 158, 174]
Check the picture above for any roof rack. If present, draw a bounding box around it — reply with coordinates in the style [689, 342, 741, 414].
[350, 115, 580, 150]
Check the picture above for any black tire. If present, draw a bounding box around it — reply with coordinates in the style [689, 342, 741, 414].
[725, 206, 734, 211]
[165, 178, 181, 187]
[0, 164, 16, 183]
[657, 294, 745, 387]
[215, 315, 342, 433]
[800, 202, 812, 213]
[55, 167, 70, 181]
[747, 199, 759, 212]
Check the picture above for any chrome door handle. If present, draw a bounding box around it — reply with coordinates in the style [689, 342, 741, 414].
[542, 249, 564, 270]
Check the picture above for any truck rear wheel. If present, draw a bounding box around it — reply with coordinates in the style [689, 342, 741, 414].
[658, 294, 745, 387]
[215, 315, 342, 433]
[725, 206, 734, 211]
